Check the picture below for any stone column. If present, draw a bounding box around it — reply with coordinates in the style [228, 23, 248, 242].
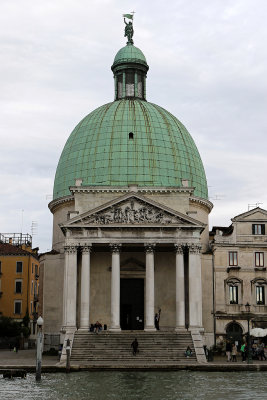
[110, 244, 121, 332]
[79, 245, 92, 330]
[144, 244, 156, 331]
[63, 245, 78, 330]
[122, 72, 126, 97]
[188, 244, 202, 328]
[143, 76, 146, 99]
[175, 244, 185, 330]
[134, 71, 138, 97]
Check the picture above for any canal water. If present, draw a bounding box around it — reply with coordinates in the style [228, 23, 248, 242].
[1, 371, 267, 400]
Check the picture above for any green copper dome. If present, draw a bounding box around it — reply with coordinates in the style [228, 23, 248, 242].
[53, 99, 208, 199]
[113, 44, 148, 68]
[53, 34, 208, 200]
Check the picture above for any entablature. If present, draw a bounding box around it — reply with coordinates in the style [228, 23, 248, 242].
[60, 192, 205, 236]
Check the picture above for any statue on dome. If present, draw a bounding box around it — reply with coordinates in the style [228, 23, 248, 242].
[123, 15, 134, 44]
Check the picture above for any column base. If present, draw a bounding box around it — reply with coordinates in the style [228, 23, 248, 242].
[175, 327, 188, 333]
[78, 327, 90, 331]
[144, 326, 157, 332]
[109, 327, 121, 332]
[189, 327, 204, 333]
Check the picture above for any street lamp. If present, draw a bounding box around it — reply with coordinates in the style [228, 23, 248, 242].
[245, 302, 252, 364]
[36, 316, 44, 381]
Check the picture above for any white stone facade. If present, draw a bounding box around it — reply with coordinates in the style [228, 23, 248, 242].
[40, 185, 214, 347]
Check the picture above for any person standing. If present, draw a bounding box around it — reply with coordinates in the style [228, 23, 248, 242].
[232, 343, 237, 362]
[131, 338, 139, 356]
[240, 343, 246, 362]
[259, 341, 266, 361]
[154, 313, 159, 330]
[226, 340, 232, 362]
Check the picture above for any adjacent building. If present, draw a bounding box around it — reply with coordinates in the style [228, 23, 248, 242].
[0, 233, 40, 335]
[211, 207, 267, 346]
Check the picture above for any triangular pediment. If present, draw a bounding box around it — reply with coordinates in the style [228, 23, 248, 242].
[60, 192, 205, 229]
[232, 207, 267, 222]
[120, 258, 145, 271]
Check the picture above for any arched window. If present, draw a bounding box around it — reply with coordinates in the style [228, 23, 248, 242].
[225, 277, 242, 305]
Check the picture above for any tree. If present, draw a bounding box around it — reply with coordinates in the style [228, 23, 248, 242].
[0, 316, 21, 337]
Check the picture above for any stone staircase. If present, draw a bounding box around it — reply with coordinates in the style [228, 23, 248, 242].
[70, 331, 198, 366]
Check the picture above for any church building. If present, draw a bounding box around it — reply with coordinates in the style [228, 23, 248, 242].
[40, 20, 217, 361]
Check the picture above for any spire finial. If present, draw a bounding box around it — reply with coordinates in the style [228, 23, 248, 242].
[123, 13, 134, 45]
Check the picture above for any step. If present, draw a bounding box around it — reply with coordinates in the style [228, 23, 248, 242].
[70, 331, 197, 365]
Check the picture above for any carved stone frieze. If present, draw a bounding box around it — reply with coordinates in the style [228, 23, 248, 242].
[81, 198, 185, 225]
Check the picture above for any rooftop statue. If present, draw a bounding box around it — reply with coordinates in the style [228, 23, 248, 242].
[123, 14, 134, 44]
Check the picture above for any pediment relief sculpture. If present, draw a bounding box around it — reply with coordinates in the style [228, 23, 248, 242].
[81, 199, 186, 225]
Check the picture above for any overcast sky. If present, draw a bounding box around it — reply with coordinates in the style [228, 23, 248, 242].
[1, 0, 267, 252]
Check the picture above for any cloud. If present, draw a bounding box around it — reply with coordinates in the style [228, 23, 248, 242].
[1, 0, 267, 251]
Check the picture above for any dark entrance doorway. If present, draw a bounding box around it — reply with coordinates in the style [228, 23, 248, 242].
[120, 278, 144, 330]
[226, 322, 243, 348]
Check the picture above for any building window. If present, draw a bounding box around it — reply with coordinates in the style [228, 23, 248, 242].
[16, 261, 23, 273]
[229, 286, 238, 304]
[125, 70, 135, 97]
[15, 280, 22, 294]
[117, 74, 123, 99]
[255, 252, 264, 267]
[0, 261, 2, 274]
[229, 251, 238, 266]
[32, 263, 34, 274]
[226, 278, 242, 305]
[256, 286, 265, 305]
[252, 224, 265, 235]
[30, 301, 33, 314]
[136, 72, 144, 98]
[31, 280, 33, 294]
[14, 301, 22, 315]
[35, 264, 38, 276]
[129, 132, 134, 140]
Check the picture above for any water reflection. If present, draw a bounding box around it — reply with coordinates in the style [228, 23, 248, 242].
[1, 371, 267, 400]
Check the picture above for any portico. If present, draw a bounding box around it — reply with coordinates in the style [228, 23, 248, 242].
[60, 192, 205, 334]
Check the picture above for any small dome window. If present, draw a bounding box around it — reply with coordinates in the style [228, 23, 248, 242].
[129, 132, 134, 140]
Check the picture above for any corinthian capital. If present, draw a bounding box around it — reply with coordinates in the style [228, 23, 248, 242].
[81, 245, 92, 254]
[64, 245, 77, 254]
[144, 243, 156, 253]
[188, 243, 202, 254]
[109, 243, 122, 254]
[174, 244, 184, 255]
